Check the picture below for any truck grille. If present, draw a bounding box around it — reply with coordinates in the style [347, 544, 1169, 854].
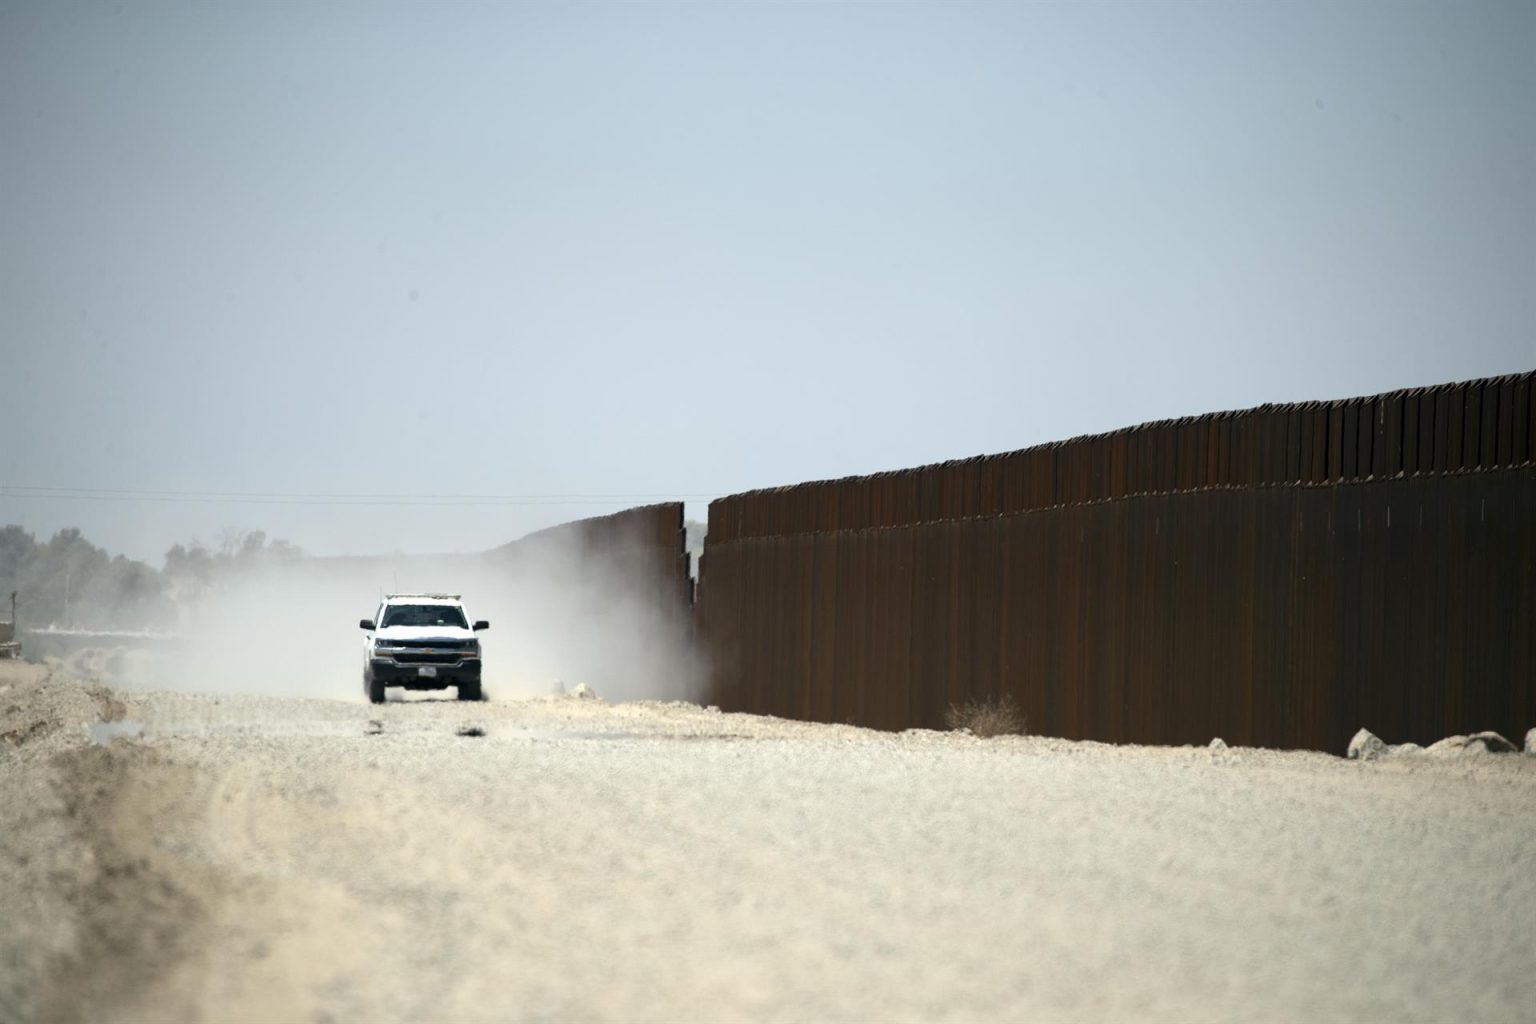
[392, 652, 461, 665]
[384, 639, 473, 650]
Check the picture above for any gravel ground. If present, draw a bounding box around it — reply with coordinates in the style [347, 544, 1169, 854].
[2, 660, 1534, 1023]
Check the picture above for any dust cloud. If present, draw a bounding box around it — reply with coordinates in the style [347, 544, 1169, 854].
[112, 529, 701, 703]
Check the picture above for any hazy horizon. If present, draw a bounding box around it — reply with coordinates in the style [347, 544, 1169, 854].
[3, 0, 1531, 562]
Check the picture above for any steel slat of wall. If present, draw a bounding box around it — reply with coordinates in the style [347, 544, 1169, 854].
[1525, 374, 1536, 462]
[1340, 400, 1360, 479]
[1516, 476, 1536, 732]
[1480, 379, 1500, 468]
[1267, 408, 1290, 483]
[791, 533, 815, 725]
[1086, 436, 1106, 502]
[999, 513, 1032, 727]
[1445, 385, 1466, 472]
[963, 458, 985, 521]
[1298, 404, 1319, 483]
[1165, 492, 1198, 743]
[1305, 403, 1322, 481]
[1159, 427, 1175, 492]
[943, 517, 971, 723]
[891, 526, 920, 731]
[800, 483, 819, 536]
[1419, 389, 1443, 475]
[1416, 389, 1437, 476]
[1151, 425, 1170, 494]
[1382, 479, 1416, 741]
[943, 461, 964, 521]
[1379, 392, 1403, 478]
[1223, 411, 1240, 487]
[1122, 497, 1154, 741]
[1182, 418, 1202, 491]
[738, 537, 760, 715]
[1125, 426, 1146, 494]
[1194, 417, 1213, 491]
[1361, 484, 1394, 745]
[970, 515, 1002, 709]
[1314, 399, 1339, 482]
[1496, 377, 1516, 465]
[1249, 409, 1271, 484]
[1514, 376, 1532, 464]
[1036, 446, 1059, 509]
[1284, 405, 1303, 483]
[1420, 479, 1451, 736]
[1197, 418, 1213, 489]
[1354, 398, 1374, 479]
[1150, 425, 1167, 493]
[1462, 381, 1483, 469]
[863, 474, 883, 531]
[1170, 418, 1191, 491]
[809, 530, 839, 723]
[1402, 390, 1421, 477]
[1059, 445, 1080, 506]
[762, 537, 785, 719]
[1109, 429, 1130, 498]
[989, 457, 1013, 521]
[1001, 451, 1025, 514]
[1103, 501, 1129, 739]
[1053, 444, 1074, 508]
[909, 524, 944, 729]
[1226, 412, 1246, 487]
[827, 529, 856, 726]
[1203, 489, 1246, 744]
[860, 526, 889, 728]
[756, 536, 774, 716]
[1445, 472, 1476, 737]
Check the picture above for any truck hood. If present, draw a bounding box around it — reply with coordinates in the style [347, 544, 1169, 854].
[375, 625, 476, 643]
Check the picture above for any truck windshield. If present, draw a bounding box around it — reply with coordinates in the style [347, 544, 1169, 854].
[381, 605, 468, 629]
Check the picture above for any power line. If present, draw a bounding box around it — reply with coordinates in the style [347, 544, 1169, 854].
[0, 485, 719, 508]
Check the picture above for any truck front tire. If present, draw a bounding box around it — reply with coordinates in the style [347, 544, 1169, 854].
[367, 673, 387, 704]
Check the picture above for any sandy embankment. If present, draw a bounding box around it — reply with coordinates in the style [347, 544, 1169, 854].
[2, 659, 1533, 1023]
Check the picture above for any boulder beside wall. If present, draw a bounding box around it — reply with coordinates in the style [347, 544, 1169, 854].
[1425, 732, 1518, 756]
[1345, 729, 1526, 760]
[1348, 728, 1388, 761]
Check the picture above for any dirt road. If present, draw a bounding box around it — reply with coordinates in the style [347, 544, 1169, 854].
[3, 660, 1533, 1022]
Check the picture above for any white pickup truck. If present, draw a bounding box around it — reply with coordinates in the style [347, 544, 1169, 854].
[359, 593, 489, 703]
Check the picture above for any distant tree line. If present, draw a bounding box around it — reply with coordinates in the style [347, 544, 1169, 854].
[0, 525, 302, 631]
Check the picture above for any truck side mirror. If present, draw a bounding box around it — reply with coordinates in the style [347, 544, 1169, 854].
[359, 619, 376, 630]
[473, 620, 490, 631]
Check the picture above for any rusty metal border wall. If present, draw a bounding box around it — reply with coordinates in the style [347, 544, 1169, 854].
[696, 374, 1536, 751]
[708, 372, 1534, 543]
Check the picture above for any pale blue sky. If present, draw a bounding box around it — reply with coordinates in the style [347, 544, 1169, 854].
[2, 0, 1531, 561]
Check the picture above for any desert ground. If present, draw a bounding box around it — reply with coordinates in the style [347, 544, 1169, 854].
[2, 659, 1533, 1023]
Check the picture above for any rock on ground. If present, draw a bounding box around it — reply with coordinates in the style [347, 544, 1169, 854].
[1427, 732, 1518, 756]
[1348, 728, 1388, 761]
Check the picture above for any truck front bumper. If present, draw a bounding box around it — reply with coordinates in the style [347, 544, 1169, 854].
[368, 658, 482, 689]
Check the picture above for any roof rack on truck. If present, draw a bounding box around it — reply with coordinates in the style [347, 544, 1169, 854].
[384, 593, 462, 601]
